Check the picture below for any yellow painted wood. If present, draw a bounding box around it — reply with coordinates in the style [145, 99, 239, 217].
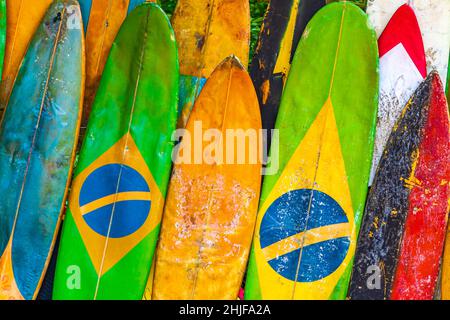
[0, 0, 53, 114]
[172, 0, 250, 78]
[152, 57, 261, 300]
[82, 0, 154, 128]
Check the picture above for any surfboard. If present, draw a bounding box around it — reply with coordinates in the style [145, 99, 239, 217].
[251, 0, 367, 151]
[53, 3, 178, 300]
[367, 0, 450, 88]
[349, 72, 449, 300]
[152, 56, 262, 300]
[0, 0, 84, 300]
[0, 0, 53, 115]
[80, 0, 151, 137]
[172, 0, 250, 128]
[244, 2, 379, 300]
[369, 4, 426, 185]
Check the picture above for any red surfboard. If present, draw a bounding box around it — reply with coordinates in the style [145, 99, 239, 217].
[390, 72, 449, 300]
[350, 71, 449, 300]
[369, 4, 427, 185]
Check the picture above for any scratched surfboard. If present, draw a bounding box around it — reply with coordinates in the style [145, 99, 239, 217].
[349, 72, 449, 300]
[251, 0, 367, 150]
[244, 2, 379, 300]
[172, 0, 250, 128]
[152, 56, 262, 300]
[367, 0, 450, 88]
[369, 4, 426, 185]
[0, 0, 53, 115]
[53, 3, 178, 300]
[79, 0, 152, 136]
[0, 0, 84, 300]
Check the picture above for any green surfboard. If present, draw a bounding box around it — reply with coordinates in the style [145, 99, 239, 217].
[0, 0, 5, 77]
[245, 2, 378, 300]
[53, 3, 178, 300]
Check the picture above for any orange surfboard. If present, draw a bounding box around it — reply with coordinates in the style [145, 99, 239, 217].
[0, 0, 53, 114]
[152, 56, 262, 300]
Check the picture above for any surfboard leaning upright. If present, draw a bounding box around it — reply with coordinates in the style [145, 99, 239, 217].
[0, 0, 84, 300]
[53, 3, 178, 300]
[245, 2, 379, 300]
[349, 72, 449, 300]
[79, 0, 152, 133]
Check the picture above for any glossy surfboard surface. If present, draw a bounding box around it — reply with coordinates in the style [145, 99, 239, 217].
[80, 0, 152, 135]
[369, 4, 426, 185]
[172, 0, 250, 128]
[0, 0, 84, 300]
[0, 0, 53, 115]
[367, 0, 450, 88]
[153, 56, 262, 300]
[53, 3, 178, 300]
[245, 3, 379, 300]
[350, 72, 449, 300]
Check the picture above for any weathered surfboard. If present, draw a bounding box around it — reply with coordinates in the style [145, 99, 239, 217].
[349, 72, 450, 300]
[53, 3, 178, 300]
[80, 0, 151, 135]
[367, 0, 450, 88]
[369, 4, 426, 185]
[244, 2, 379, 300]
[0, 0, 84, 300]
[251, 0, 367, 150]
[173, 0, 250, 128]
[0, 0, 53, 115]
[152, 56, 262, 300]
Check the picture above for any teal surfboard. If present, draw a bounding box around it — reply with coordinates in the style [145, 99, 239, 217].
[0, 0, 84, 300]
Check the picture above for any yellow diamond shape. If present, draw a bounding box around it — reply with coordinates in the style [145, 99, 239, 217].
[254, 99, 357, 299]
[70, 133, 163, 276]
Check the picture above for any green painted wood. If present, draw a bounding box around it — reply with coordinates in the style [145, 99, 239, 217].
[53, 3, 178, 300]
[245, 2, 378, 300]
[0, 0, 5, 77]
[0, 0, 84, 300]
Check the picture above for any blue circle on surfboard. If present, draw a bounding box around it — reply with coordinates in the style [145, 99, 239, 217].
[79, 164, 151, 238]
[260, 189, 350, 282]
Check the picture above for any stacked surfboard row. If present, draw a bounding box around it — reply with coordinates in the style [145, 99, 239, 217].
[0, 0, 447, 301]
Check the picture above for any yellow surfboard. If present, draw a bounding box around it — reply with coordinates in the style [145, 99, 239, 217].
[173, 0, 250, 127]
[0, 0, 53, 114]
[152, 56, 262, 300]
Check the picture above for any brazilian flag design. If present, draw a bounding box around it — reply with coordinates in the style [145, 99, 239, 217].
[245, 2, 379, 300]
[53, 3, 178, 300]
